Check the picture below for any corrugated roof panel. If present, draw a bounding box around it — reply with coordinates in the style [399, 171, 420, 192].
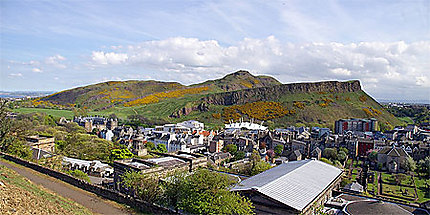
[233, 159, 342, 211]
[233, 160, 310, 190]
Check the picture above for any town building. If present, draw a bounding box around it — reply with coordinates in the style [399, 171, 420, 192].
[73, 116, 118, 133]
[377, 146, 410, 173]
[232, 159, 343, 214]
[26, 135, 55, 153]
[62, 157, 114, 178]
[225, 120, 268, 131]
[334, 118, 377, 134]
[112, 152, 207, 192]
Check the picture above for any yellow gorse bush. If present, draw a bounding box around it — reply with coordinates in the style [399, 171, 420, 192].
[222, 101, 291, 122]
[124, 86, 209, 107]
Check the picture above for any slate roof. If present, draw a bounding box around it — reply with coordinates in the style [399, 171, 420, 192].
[344, 182, 363, 193]
[379, 147, 409, 157]
[232, 159, 343, 211]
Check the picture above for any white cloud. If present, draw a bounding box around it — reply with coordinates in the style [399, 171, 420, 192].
[87, 36, 429, 101]
[32, 68, 42, 73]
[9, 73, 23, 77]
[331, 68, 351, 76]
[45, 55, 66, 69]
[91, 51, 128, 65]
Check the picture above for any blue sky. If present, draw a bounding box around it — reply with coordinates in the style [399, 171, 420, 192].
[1, 0, 429, 102]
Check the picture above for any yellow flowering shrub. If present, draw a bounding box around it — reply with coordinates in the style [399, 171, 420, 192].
[362, 107, 381, 117]
[222, 101, 290, 122]
[124, 86, 209, 107]
[293, 101, 305, 109]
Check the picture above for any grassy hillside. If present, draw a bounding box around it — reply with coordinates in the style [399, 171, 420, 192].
[14, 71, 402, 129]
[24, 70, 280, 111]
[0, 162, 93, 215]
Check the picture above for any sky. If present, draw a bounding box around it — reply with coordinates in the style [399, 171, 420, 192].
[1, 0, 429, 103]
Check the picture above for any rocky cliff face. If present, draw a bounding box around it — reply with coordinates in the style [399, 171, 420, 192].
[169, 102, 209, 118]
[203, 80, 361, 105]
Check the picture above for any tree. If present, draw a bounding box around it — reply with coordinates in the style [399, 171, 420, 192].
[320, 158, 334, 166]
[164, 169, 254, 214]
[402, 157, 417, 173]
[156, 144, 167, 153]
[0, 100, 13, 151]
[274, 145, 284, 155]
[121, 171, 162, 203]
[337, 151, 347, 163]
[323, 148, 337, 160]
[339, 147, 348, 155]
[145, 142, 155, 150]
[418, 157, 430, 177]
[368, 150, 378, 162]
[234, 151, 245, 161]
[250, 161, 272, 176]
[224, 144, 237, 155]
[5, 139, 32, 160]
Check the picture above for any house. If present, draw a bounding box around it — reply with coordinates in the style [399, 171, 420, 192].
[287, 140, 309, 158]
[284, 150, 302, 161]
[209, 137, 224, 153]
[209, 152, 231, 166]
[232, 159, 343, 214]
[334, 118, 377, 134]
[26, 135, 55, 153]
[73, 116, 118, 132]
[357, 138, 374, 157]
[377, 147, 410, 173]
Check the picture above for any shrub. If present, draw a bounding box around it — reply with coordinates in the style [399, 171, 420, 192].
[156, 144, 168, 153]
[67, 169, 90, 183]
[110, 148, 134, 160]
[222, 101, 289, 121]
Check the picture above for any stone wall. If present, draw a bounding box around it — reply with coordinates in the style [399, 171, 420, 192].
[0, 152, 176, 214]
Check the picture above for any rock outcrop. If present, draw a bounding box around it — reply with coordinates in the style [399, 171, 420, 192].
[203, 80, 361, 105]
[169, 102, 209, 118]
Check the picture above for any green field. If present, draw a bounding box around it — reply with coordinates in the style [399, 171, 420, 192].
[415, 177, 430, 203]
[398, 117, 414, 125]
[382, 183, 416, 199]
[13, 107, 76, 119]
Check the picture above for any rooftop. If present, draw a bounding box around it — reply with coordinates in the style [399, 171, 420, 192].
[232, 159, 343, 211]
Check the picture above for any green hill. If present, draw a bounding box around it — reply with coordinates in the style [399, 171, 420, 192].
[19, 71, 401, 130]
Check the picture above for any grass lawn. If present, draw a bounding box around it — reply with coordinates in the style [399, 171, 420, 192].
[381, 172, 392, 183]
[382, 183, 416, 199]
[398, 117, 414, 125]
[381, 173, 414, 187]
[0, 164, 93, 215]
[415, 177, 430, 203]
[13, 107, 76, 119]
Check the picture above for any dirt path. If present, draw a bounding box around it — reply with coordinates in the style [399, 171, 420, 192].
[0, 160, 132, 215]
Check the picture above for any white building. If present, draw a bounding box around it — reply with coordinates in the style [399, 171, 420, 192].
[225, 121, 267, 131]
